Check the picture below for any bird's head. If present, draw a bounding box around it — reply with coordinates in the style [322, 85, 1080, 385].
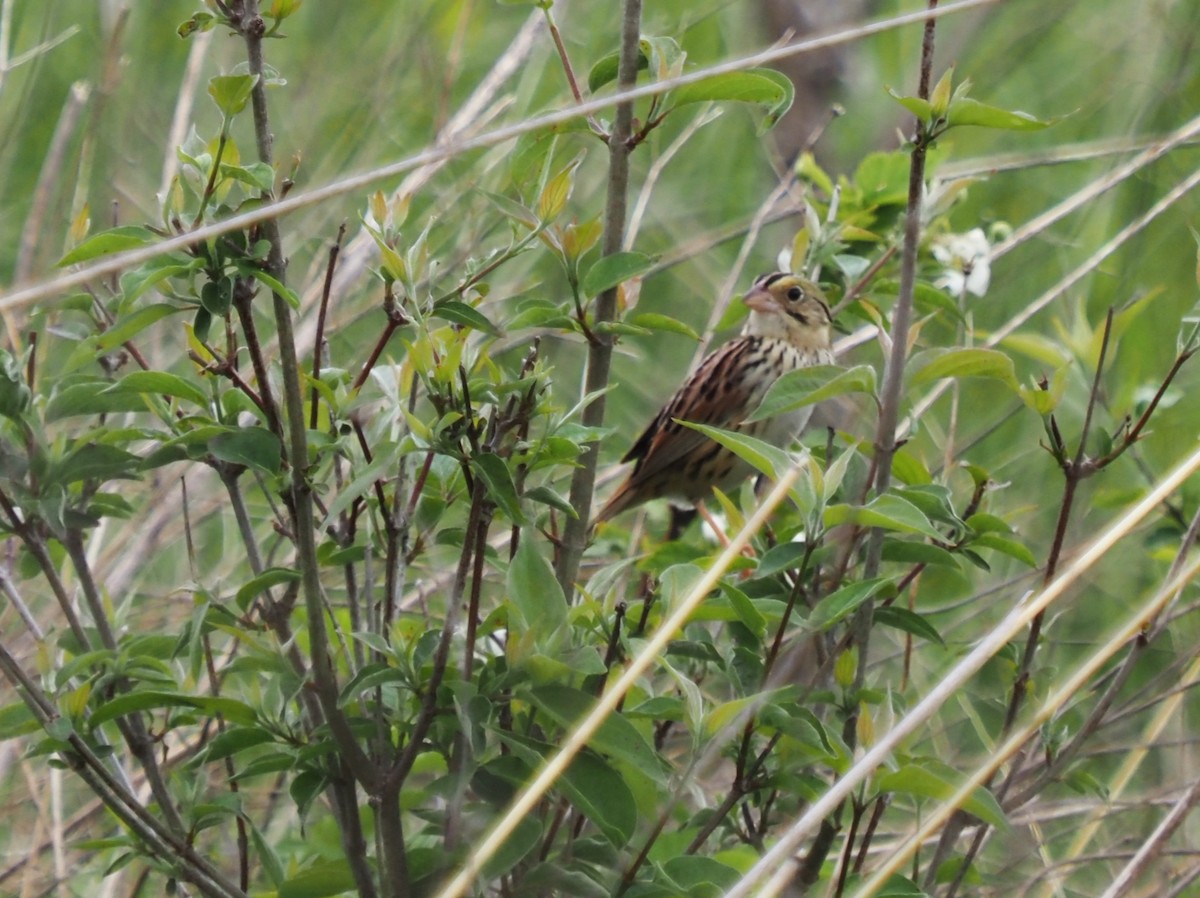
[741, 272, 833, 351]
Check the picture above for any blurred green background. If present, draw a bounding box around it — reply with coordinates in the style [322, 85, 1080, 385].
[2, 0, 1200, 893]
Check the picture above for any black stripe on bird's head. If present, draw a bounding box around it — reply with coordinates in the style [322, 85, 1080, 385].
[744, 273, 832, 327]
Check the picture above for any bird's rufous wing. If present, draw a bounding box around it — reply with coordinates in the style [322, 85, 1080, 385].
[620, 337, 758, 485]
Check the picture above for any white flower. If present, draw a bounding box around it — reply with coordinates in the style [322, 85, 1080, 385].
[932, 227, 991, 297]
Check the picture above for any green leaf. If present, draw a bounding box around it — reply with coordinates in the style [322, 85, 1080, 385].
[482, 817, 542, 879]
[1064, 767, 1110, 800]
[747, 364, 877, 422]
[873, 606, 945, 645]
[971, 532, 1037, 567]
[795, 151, 835, 194]
[268, 0, 304, 20]
[1000, 331, 1074, 369]
[966, 512, 1013, 534]
[46, 379, 148, 420]
[208, 73, 259, 118]
[473, 452, 525, 523]
[879, 540, 958, 568]
[279, 860, 357, 898]
[910, 348, 1019, 389]
[58, 226, 157, 266]
[537, 152, 585, 222]
[562, 217, 603, 263]
[663, 856, 742, 892]
[88, 691, 257, 729]
[527, 685, 666, 784]
[240, 267, 300, 308]
[625, 696, 686, 721]
[627, 312, 699, 340]
[718, 581, 766, 636]
[220, 161, 275, 193]
[833, 253, 871, 280]
[524, 485, 577, 517]
[1019, 366, 1070, 416]
[137, 425, 222, 470]
[431, 300, 501, 336]
[893, 485, 964, 529]
[947, 97, 1055, 131]
[317, 443, 397, 527]
[878, 763, 1007, 829]
[119, 257, 202, 304]
[874, 875, 930, 897]
[825, 495, 944, 540]
[808, 578, 895, 630]
[507, 537, 568, 637]
[289, 769, 326, 823]
[587, 47, 649, 93]
[104, 371, 209, 408]
[671, 68, 794, 132]
[0, 702, 40, 740]
[872, 279, 963, 325]
[485, 744, 637, 849]
[759, 703, 837, 758]
[200, 277, 233, 316]
[235, 567, 301, 610]
[853, 152, 912, 208]
[594, 320, 651, 338]
[478, 188, 539, 229]
[676, 421, 793, 482]
[339, 664, 407, 705]
[209, 427, 283, 476]
[929, 67, 954, 118]
[911, 280, 967, 323]
[97, 303, 182, 350]
[360, 216, 409, 282]
[891, 448, 933, 486]
[554, 750, 638, 847]
[754, 541, 810, 578]
[886, 88, 933, 123]
[178, 12, 216, 38]
[198, 726, 278, 763]
[508, 299, 575, 331]
[581, 251, 655, 298]
[0, 351, 30, 420]
[641, 35, 684, 81]
[706, 689, 795, 735]
[55, 445, 141, 485]
[247, 820, 285, 889]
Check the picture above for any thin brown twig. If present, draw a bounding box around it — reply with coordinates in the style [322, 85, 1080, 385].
[543, 6, 606, 138]
[310, 222, 346, 429]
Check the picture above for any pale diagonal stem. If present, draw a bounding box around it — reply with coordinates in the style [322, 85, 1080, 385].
[854, 547, 1200, 898]
[433, 465, 805, 898]
[0, 0, 1002, 316]
[723, 442, 1200, 898]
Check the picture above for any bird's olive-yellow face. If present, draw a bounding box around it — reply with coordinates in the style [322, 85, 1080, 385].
[743, 273, 832, 332]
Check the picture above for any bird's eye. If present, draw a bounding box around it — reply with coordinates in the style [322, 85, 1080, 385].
[787, 286, 803, 300]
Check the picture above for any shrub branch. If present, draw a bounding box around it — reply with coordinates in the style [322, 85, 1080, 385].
[554, 0, 643, 594]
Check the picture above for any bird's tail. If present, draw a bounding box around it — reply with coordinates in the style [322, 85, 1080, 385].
[594, 481, 636, 524]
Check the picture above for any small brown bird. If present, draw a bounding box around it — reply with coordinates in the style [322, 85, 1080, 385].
[596, 272, 834, 524]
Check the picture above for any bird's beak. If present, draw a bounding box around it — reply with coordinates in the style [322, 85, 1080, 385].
[742, 286, 776, 314]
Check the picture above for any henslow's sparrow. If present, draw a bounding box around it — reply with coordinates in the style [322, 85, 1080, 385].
[596, 272, 834, 522]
